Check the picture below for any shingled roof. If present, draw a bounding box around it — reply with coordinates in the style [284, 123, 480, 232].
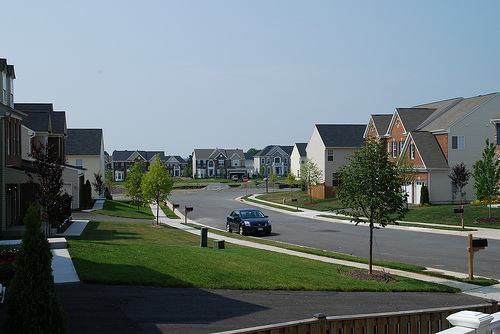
[315, 124, 366, 147]
[66, 129, 103, 156]
[16, 103, 67, 135]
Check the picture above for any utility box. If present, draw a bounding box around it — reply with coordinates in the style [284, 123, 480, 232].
[472, 238, 488, 248]
[200, 227, 208, 247]
[213, 240, 225, 249]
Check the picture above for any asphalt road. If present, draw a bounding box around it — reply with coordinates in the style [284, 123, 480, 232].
[169, 188, 500, 280]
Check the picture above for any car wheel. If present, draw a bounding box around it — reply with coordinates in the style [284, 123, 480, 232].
[226, 222, 232, 233]
[265, 230, 271, 236]
[238, 225, 245, 235]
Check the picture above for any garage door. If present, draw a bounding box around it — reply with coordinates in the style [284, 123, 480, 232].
[414, 181, 425, 205]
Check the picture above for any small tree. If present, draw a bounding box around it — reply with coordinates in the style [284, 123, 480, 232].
[472, 138, 500, 218]
[27, 143, 66, 235]
[105, 169, 114, 194]
[300, 158, 323, 204]
[420, 185, 430, 206]
[126, 159, 146, 211]
[141, 155, 174, 224]
[337, 138, 408, 274]
[448, 162, 471, 206]
[285, 172, 297, 200]
[5, 205, 68, 333]
[92, 172, 105, 198]
[268, 173, 278, 195]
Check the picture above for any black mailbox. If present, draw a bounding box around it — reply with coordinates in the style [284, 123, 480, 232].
[472, 238, 488, 248]
[291, 198, 297, 202]
[185, 206, 193, 213]
[454, 208, 464, 214]
[172, 204, 180, 209]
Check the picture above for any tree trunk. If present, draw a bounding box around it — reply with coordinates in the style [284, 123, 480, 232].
[156, 201, 159, 224]
[369, 224, 373, 274]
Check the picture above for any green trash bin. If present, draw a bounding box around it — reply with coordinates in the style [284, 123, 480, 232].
[200, 227, 208, 247]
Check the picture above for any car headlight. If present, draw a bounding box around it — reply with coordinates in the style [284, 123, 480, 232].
[243, 221, 251, 226]
[267, 220, 271, 226]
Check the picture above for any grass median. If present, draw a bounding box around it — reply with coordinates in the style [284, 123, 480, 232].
[66, 220, 457, 292]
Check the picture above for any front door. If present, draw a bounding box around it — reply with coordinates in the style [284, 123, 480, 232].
[414, 181, 425, 204]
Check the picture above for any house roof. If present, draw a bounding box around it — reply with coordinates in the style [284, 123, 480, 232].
[294, 143, 307, 156]
[254, 145, 294, 157]
[193, 148, 245, 160]
[417, 93, 498, 132]
[390, 108, 436, 135]
[408, 131, 448, 169]
[66, 129, 103, 156]
[165, 156, 186, 163]
[367, 115, 392, 137]
[112, 150, 166, 162]
[0, 59, 15, 78]
[315, 124, 366, 148]
[16, 103, 67, 135]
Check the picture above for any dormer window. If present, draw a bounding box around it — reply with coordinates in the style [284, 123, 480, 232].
[9, 77, 13, 107]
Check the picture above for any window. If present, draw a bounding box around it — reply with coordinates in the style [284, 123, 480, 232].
[233, 159, 239, 167]
[267, 158, 270, 164]
[332, 172, 342, 187]
[399, 141, 404, 155]
[218, 159, 224, 166]
[410, 144, 415, 160]
[300, 157, 305, 164]
[261, 158, 265, 164]
[274, 157, 281, 164]
[2, 73, 6, 103]
[497, 124, 500, 145]
[452, 136, 465, 149]
[327, 149, 334, 161]
[76, 159, 83, 166]
[387, 142, 391, 153]
[392, 141, 397, 158]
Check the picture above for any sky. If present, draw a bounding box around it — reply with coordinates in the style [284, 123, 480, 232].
[2, 1, 500, 158]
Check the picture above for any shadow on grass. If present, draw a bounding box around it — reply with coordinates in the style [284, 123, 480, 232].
[77, 221, 141, 241]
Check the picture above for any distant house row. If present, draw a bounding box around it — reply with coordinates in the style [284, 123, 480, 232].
[110, 150, 187, 181]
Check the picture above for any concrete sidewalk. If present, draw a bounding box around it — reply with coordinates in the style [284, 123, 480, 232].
[154, 202, 500, 300]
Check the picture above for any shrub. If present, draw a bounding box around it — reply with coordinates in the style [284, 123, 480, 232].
[5, 205, 68, 334]
[419, 185, 430, 206]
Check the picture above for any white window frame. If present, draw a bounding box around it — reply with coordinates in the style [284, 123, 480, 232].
[76, 159, 83, 166]
[410, 144, 415, 160]
[392, 141, 397, 158]
[327, 149, 334, 162]
[452, 135, 465, 150]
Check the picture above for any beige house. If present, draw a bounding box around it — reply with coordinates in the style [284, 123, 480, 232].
[306, 124, 366, 187]
[65, 129, 105, 198]
[290, 143, 307, 178]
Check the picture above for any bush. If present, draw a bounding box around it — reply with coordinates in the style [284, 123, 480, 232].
[419, 185, 430, 206]
[5, 205, 68, 334]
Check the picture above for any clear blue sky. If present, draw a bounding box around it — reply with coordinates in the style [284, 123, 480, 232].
[3, 1, 499, 158]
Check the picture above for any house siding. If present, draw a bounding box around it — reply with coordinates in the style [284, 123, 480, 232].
[306, 126, 326, 183]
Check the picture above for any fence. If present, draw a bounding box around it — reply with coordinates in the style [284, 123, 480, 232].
[214, 301, 498, 334]
[309, 184, 335, 200]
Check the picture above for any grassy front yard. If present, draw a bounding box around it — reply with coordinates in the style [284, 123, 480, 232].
[67, 220, 456, 292]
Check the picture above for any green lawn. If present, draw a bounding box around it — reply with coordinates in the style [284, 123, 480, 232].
[94, 200, 154, 219]
[67, 220, 456, 292]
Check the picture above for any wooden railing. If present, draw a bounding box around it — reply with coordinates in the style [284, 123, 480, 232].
[213, 301, 498, 334]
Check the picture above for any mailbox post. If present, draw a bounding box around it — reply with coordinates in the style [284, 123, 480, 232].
[184, 206, 193, 224]
[467, 234, 488, 280]
[454, 207, 465, 229]
[172, 203, 180, 218]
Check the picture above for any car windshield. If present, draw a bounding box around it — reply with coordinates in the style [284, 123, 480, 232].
[240, 210, 265, 218]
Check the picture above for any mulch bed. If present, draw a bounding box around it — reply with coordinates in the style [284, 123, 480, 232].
[342, 269, 400, 283]
[475, 217, 500, 223]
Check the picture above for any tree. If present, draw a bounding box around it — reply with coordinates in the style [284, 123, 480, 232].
[285, 172, 296, 200]
[448, 162, 471, 206]
[92, 172, 105, 198]
[300, 158, 323, 204]
[268, 173, 278, 195]
[5, 205, 68, 333]
[337, 138, 408, 274]
[472, 138, 500, 218]
[246, 148, 260, 155]
[126, 159, 146, 212]
[183, 154, 193, 178]
[105, 169, 114, 194]
[27, 143, 66, 236]
[141, 155, 174, 224]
